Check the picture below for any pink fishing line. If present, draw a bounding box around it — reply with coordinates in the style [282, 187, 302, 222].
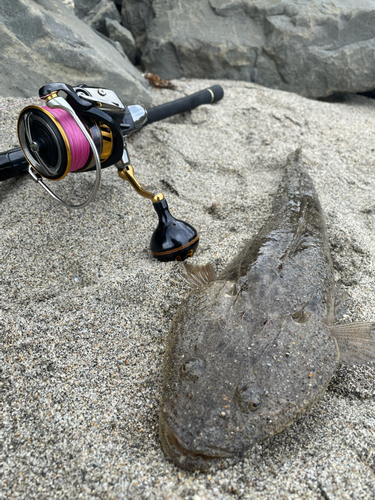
[44, 107, 91, 172]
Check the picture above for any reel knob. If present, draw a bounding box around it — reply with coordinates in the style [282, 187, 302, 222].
[150, 199, 199, 262]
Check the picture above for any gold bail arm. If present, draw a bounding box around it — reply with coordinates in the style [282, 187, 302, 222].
[117, 165, 164, 203]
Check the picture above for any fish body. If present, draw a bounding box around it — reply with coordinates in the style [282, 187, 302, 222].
[159, 151, 371, 471]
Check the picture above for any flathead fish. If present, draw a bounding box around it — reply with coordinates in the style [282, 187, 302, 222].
[159, 150, 375, 471]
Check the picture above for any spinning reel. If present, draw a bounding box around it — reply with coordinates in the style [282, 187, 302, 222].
[0, 82, 224, 261]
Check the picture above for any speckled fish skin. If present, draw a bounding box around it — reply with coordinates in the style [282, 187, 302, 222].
[159, 150, 339, 471]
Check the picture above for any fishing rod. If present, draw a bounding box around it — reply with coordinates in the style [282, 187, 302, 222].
[0, 82, 224, 261]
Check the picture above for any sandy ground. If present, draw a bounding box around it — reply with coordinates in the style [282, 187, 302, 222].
[0, 79, 375, 499]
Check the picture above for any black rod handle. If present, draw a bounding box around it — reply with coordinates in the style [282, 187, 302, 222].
[0, 148, 29, 181]
[146, 85, 224, 125]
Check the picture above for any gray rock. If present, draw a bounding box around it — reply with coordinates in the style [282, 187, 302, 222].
[121, 0, 155, 57]
[0, 0, 151, 107]
[93, 28, 127, 59]
[111, 40, 127, 59]
[140, 0, 375, 98]
[74, 0, 102, 19]
[106, 19, 136, 63]
[83, 0, 121, 35]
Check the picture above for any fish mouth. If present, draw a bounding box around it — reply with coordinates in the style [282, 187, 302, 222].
[159, 415, 235, 471]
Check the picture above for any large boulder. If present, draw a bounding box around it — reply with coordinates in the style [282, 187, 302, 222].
[106, 19, 136, 63]
[0, 0, 151, 107]
[121, 0, 155, 61]
[137, 0, 375, 98]
[74, 0, 102, 19]
[83, 0, 121, 35]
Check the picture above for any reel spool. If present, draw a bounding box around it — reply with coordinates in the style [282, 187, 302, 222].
[17, 83, 125, 209]
[17, 105, 113, 180]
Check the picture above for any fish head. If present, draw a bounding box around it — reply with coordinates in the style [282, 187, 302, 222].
[159, 285, 339, 470]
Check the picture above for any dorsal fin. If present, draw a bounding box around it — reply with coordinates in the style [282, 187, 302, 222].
[329, 322, 375, 365]
[184, 263, 217, 288]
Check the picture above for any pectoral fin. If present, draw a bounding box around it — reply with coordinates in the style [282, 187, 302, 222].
[329, 322, 375, 365]
[184, 263, 216, 288]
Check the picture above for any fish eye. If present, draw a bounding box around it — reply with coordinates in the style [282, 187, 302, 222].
[292, 303, 311, 324]
[249, 397, 261, 412]
[180, 358, 205, 382]
[292, 310, 308, 323]
[234, 385, 262, 413]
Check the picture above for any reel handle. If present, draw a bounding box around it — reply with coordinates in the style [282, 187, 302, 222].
[117, 164, 199, 261]
[146, 85, 224, 125]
